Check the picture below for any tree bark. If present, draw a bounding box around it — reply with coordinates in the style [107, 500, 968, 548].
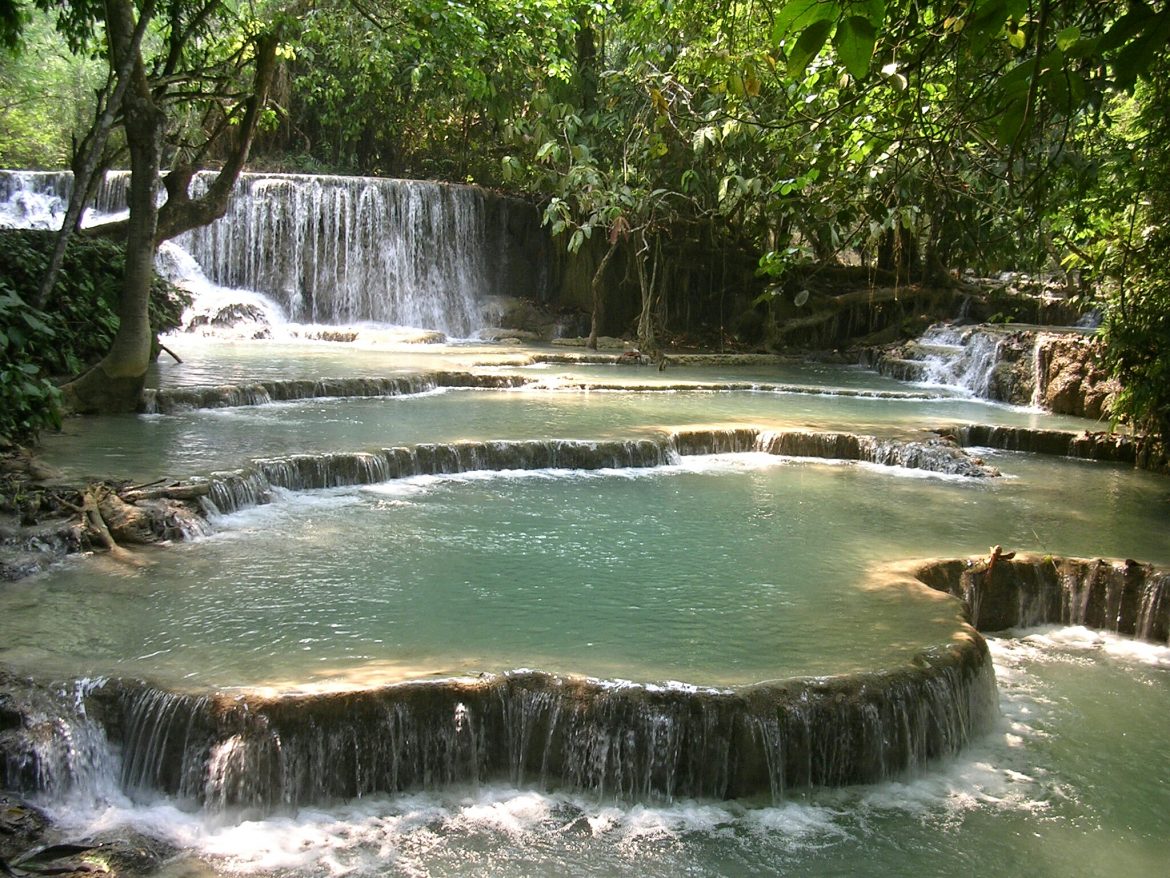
[62, 0, 161, 414]
[636, 231, 660, 351]
[33, 0, 155, 310]
[587, 239, 617, 350]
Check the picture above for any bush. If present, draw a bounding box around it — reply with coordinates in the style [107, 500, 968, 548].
[0, 284, 62, 445]
[0, 229, 190, 445]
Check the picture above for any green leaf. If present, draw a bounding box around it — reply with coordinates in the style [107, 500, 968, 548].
[1100, 8, 1154, 54]
[964, 0, 1008, 53]
[787, 18, 834, 77]
[858, 0, 886, 27]
[1056, 25, 1081, 52]
[997, 58, 1038, 100]
[995, 96, 1027, 147]
[772, 0, 838, 47]
[834, 16, 876, 79]
[20, 310, 53, 334]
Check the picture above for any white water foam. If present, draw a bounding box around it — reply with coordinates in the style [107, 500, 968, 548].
[31, 625, 1157, 877]
[913, 325, 1007, 398]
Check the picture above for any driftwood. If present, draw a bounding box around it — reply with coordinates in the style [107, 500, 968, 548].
[74, 485, 136, 564]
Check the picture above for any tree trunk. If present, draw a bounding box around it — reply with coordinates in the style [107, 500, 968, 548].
[62, 0, 161, 414]
[636, 231, 660, 351]
[576, 6, 597, 114]
[154, 33, 279, 241]
[33, 0, 155, 310]
[587, 239, 618, 350]
[63, 15, 279, 414]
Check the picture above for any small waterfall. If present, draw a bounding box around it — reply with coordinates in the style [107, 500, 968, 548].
[0, 674, 118, 800]
[888, 325, 1006, 397]
[127, 429, 1000, 519]
[939, 424, 1136, 464]
[140, 372, 532, 413]
[194, 437, 679, 515]
[16, 638, 995, 812]
[175, 172, 542, 336]
[751, 429, 1000, 478]
[915, 555, 1170, 643]
[923, 327, 1005, 396]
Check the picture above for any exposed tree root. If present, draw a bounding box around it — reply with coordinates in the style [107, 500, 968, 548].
[80, 485, 138, 564]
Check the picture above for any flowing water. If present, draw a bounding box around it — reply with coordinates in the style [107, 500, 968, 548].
[3, 169, 1170, 876]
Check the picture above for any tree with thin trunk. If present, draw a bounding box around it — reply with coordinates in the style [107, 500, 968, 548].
[23, 0, 283, 413]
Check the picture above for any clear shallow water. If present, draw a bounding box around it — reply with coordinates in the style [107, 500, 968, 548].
[0, 458, 967, 688]
[40, 345, 1103, 483]
[46, 630, 1170, 878]
[4, 179, 1169, 875]
[9, 334, 1170, 878]
[3, 451, 1166, 691]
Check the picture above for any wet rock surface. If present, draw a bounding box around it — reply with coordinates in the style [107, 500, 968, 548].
[1035, 334, 1117, 419]
[915, 554, 1170, 641]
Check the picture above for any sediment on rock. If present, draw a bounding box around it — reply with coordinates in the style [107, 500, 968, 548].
[936, 424, 1137, 463]
[914, 554, 1170, 642]
[2, 619, 995, 810]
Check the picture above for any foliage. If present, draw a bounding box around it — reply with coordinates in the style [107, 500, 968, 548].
[1092, 69, 1170, 459]
[5, 0, 1170, 443]
[0, 9, 102, 168]
[0, 229, 189, 444]
[0, 282, 61, 446]
[0, 229, 187, 366]
[276, 0, 572, 179]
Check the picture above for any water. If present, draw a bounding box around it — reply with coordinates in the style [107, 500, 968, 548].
[38, 631, 1170, 878]
[36, 336, 1103, 483]
[4, 168, 1169, 875]
[0, 459, 975, 687]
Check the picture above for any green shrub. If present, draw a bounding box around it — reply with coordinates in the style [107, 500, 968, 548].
[0, 229, 191, 445]
[0, 284, 62, 445]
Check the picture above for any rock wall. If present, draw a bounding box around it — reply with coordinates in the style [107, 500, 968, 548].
[915, 555, 1170, 642]
[1034, 334, 1117, 419]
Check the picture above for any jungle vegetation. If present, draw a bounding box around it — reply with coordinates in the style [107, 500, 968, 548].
[0, 0, 1168, 460]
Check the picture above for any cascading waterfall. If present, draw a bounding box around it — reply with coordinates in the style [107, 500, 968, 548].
[0, 169, 73, 229]
[1, 168, 553, 337]
[172, 172, 545, 336]
[151, 428, 999, 517]
[897, 325, 1008, 397]
[4, 638, 999, 811]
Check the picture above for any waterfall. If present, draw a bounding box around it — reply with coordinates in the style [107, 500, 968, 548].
[7, 642, 998, 812]
[0, 170, 73, 229]
[915, 555, 1170, 643]
[0, 169, 553, 337]
[172, 172, 545, 336]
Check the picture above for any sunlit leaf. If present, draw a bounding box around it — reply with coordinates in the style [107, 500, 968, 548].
[834, 16, 876, 79]
[787, 19, 833, 77]
[771, 0, 838, 47]
[1056, 25, 1081, 52]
